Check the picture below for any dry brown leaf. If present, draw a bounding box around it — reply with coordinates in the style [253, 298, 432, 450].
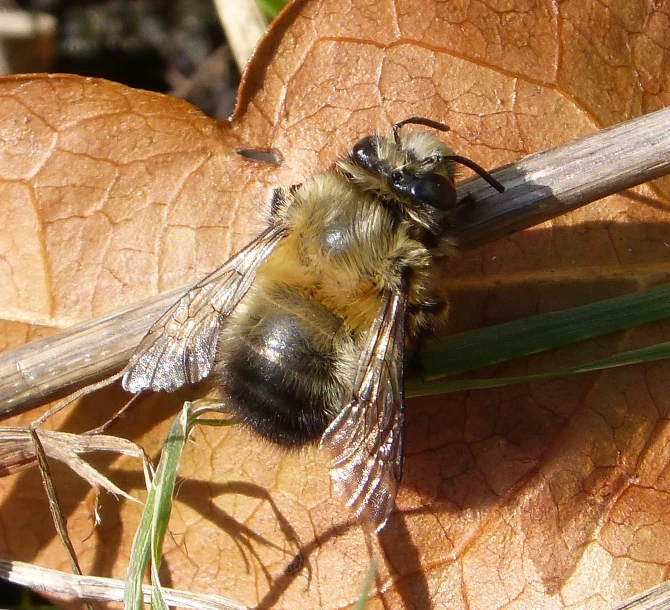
[1, 0, 670, 608]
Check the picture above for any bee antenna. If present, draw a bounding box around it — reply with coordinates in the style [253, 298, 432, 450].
[439, 154, 505, 193]
[393, 117, 450, 145]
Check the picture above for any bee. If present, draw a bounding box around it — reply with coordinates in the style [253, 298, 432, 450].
[122, 117, 504, 531]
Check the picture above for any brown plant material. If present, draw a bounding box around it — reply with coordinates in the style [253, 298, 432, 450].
[1, 0, 670, 608]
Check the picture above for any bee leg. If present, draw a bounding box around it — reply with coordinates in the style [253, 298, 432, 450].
[405, 344, 426, 379]
[407, 326, 441, 380]
[406, 298, 450, 379]
[426, 298, 450, 330]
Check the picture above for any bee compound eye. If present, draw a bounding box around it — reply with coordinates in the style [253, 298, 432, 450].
[410, 174, 457, 210]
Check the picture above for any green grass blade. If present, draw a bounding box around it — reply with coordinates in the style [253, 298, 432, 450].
[419, 282, 670, 379]
[355, 560, 377, 610]
[125, 402, 234, 609]
[149, 406, 193, 610]
[409, 341, 670, 396]
[125, 485, 154, 609]
[125, 404, 193, 610]
[255, 0, 288, 20]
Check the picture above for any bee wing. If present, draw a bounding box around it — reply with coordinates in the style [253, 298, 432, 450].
[122, 224, 286, 393]
[320, 290, 407, 532]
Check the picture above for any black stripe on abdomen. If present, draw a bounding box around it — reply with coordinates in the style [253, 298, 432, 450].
[216, 289, 350, 447]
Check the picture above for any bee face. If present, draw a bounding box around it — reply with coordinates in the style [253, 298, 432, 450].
[351, 133, 459, 211]
[339, 126, 468, 238]
[122, 117, 503, 531]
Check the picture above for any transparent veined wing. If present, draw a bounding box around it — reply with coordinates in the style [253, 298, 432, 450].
[122, 223, 287, 393]
[320, 289, 407, 531]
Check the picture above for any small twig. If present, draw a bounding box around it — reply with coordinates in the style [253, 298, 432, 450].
[0, 10, 57, 76]
[0, 10, 57, 38]
[0, 108, 668, 418]
[213, 0, 267, 69]
[0, 559, 251, 609]
[611, 579, 670, 610]
[169, 44, 233, 100]
[0, 426, 150, 495]
[451, 107, 670, 247]
[0, 289, 186, 418]
[30, 371, 123, 428]
[27, 429, 95, 610]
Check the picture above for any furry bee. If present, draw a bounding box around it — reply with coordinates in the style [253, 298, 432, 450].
[122, 117, 504, 531]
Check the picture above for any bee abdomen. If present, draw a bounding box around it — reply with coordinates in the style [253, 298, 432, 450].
[215, 287, 351, 447]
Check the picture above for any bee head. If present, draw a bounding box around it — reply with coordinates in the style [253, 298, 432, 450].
[339, 117, 504, 237]
[350, 132, 458, 212]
